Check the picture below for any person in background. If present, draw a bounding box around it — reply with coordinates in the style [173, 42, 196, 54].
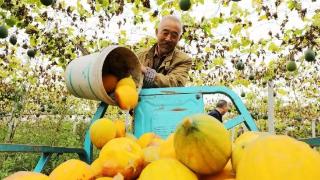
[137, 15, 192, 88]
[209, 100, 229, 122]
[237, 126, 244, 137]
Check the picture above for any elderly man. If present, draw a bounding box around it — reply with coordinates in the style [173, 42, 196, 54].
[209, 100, 229, 122]
[137, 15, 192, 88]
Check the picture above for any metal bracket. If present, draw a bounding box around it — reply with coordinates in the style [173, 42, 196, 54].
[83, 101, 108, 164]
[34, 153, 51, 173]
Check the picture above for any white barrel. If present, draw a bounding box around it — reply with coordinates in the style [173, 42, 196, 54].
[65, 45, 142, 105]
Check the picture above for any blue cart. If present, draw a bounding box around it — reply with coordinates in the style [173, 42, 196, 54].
[0, 86, 318, 172]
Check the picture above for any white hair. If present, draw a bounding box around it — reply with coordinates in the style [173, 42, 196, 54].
[158, 15, 183, 36]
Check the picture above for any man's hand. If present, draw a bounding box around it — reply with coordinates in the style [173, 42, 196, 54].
[141, 65, 157, 88]
[141, 65, 147, 74]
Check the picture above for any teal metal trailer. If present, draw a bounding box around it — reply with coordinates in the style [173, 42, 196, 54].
[0, 86, 318, 172]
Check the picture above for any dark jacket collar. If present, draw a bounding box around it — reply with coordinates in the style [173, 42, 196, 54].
[147, 44, 176, 64]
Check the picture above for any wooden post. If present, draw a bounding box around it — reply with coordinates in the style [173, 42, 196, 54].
[231, 127, 235, 142]
[312, 119, 316, 138]
[267, 81, 275, 134]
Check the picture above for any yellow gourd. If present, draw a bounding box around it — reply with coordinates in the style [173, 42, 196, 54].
[237, 135, 320, 180]
[90, 118, 117, 149]
[199, 160, 235, 180]
[159, 133, 176, 159]
[114, 119, 126, 137]
[99, 137, 144, 179]
[96, 173, 124, 180]
[116, 76, 136, 89]
[96, 177, 113, 180]
[137, 133, 157, 148]
[4, 171, 49, 180]
[137, 132, 163, 148]
[115, 85, 138, 110]
[49, 159, 94, 180]
[102, 74, 118, 93]
[174, 114, 232, 175]
[142, 146, 160, 167]
[91, 158, 104, 178]
[231, 131, 267, 172]
[125, 133, 138, 142]
[139, 158, 198, 180]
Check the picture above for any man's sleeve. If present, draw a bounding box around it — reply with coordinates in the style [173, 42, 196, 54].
[208, 110, 222, 122]
[153, 58, 192, 87]
[208, 110, 213, 117]
[136, 50, 146, 65]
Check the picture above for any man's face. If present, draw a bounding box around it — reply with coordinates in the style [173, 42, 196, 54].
[156, 19, 181, 55]
[220, 105, 229, 115]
